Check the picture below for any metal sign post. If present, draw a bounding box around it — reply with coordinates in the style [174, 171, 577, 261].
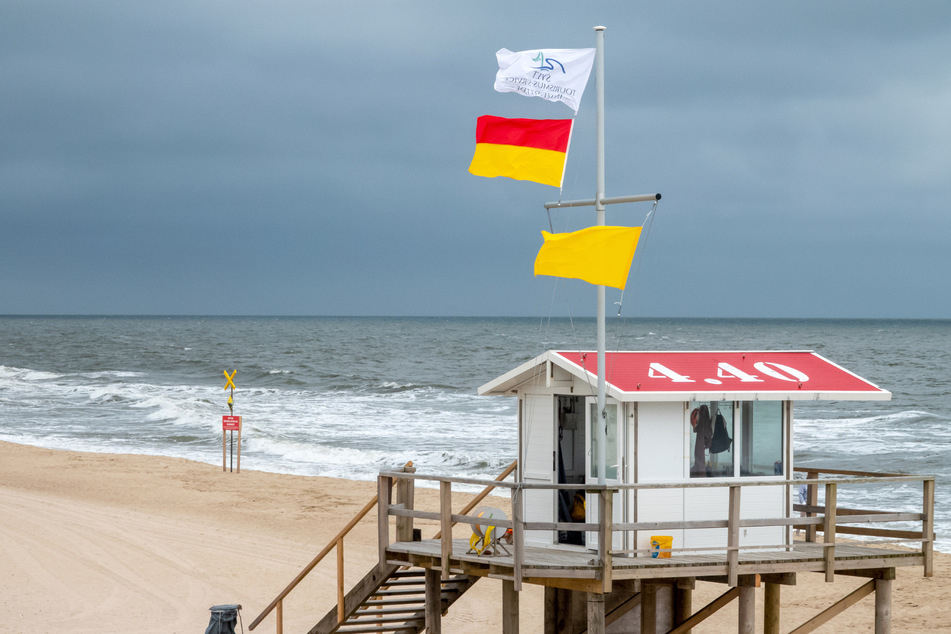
[222, 370, 241, 473]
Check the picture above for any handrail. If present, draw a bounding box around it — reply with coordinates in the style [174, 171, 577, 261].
[432, 459, 516, 539]
[379, 471, 929, 490]
[248, 460, 413, 632]
[379, 467, 936, 589]
[248, 459, 517, 633]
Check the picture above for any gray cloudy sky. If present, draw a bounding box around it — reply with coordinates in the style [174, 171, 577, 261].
[2, 1, 949, 318]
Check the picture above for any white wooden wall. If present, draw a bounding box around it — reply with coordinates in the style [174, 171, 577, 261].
[633, 401, 687, 553]
[520, 394, 554, 546]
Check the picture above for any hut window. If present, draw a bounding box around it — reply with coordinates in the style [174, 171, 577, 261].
[589, 402, 619, 480]
[739, 401, 784, 477]
[689, 401, 734, 478]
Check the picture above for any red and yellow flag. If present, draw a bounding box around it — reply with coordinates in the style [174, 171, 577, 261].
[534, 225, 642, 290]
[468, 115, 572, 187]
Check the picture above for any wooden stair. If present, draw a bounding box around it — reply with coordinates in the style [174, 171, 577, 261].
[309, 563, 479, 634]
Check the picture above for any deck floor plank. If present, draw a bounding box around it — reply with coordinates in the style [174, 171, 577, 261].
[385, 538, 922, 582]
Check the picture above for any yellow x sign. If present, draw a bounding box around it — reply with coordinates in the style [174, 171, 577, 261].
[223, 369, 237, 391]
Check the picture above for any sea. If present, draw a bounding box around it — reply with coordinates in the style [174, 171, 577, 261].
[1, 316, 948, 551]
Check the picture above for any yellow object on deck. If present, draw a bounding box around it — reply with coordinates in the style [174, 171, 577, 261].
[651, 535, 673, 559]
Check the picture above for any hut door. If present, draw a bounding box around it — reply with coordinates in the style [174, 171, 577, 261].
[556, 395, 585, 545]
[585, 397, 623, 551]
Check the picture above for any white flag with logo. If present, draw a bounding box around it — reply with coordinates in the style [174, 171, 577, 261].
[494, 48, 596, 113]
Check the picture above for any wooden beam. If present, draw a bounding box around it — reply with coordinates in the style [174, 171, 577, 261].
[806, 471, 819, 543]
[738, 585, 755, 634]
[425, 568, 441, 634]
[512, 486, 524, 592]
[834, 526, 926, 540]
[764, 582, 780, 634]
[875, 578, 892, 634]
[923, 478, 935, 578]
[760, 572, 796, 586]
[378, 475, 392, 564]
[673, 580, 692, 633]
[787, 579, 874, 634]
[727, 485, 741, 586]
[824, 482, 837, 583]
[668, 588, 740, 634]
[640, 582, 656, 633]
[522, 577, 604, 593]
[543, 587, 557, 634]
[587, 593, 605, 634]
[439, 481, 452, 581]
[395, 465, 415, 543]
[600, 490, 613, 594]
[336, 539, 345, 623]
[838, 568, 895, 580]
[502, 580, 519, 634]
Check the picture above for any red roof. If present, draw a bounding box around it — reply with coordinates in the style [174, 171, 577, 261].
[479, 350, 890, 401]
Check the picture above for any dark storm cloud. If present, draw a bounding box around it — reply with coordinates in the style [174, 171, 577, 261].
[1, 1, 949, 317]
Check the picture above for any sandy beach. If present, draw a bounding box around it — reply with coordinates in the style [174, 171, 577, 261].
[1, 440, 947, 633]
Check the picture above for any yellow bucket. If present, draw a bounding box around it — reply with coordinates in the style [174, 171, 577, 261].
[650, 535, 673, 559]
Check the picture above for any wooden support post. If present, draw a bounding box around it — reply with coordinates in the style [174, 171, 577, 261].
[425, 568, 442, 634]
[512, 485, 524, 591]
[805, 471, 819, 542]
[275, 599, 282, 634]
[641, 582, 657, 634]
[543, 587, 557, 634]
[824, 482, 837, 582]
[727, 485, 741, 587]
[674, 578, 694, 633]
[923, 478, 935, 577]
[600, 489, 613, 594]
[764, 582, 781, 634]
[502, 579, 519, 634]
[655, 582, 674, 633]
[336, 539, 345, 623]
[395, 466, 415, 543]
[875, 578, 892, 634]
[439, 480, 452, 580]
[738, 585, 755, 634]
[377, 475, 392, 564]
[587, 593, 606, 634]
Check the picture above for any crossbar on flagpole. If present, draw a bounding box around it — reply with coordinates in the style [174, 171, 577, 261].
[544, 192, 661, 210]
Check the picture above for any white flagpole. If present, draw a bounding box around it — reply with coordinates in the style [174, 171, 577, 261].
[594, 25, 607, 487]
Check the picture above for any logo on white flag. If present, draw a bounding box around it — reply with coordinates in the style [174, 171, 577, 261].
[494, 48, 596, 113]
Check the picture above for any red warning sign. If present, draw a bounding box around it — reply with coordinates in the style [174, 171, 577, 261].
[222, 415, 241, 431]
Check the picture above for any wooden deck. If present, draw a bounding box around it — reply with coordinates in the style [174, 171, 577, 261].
[387, 538, 923, 585]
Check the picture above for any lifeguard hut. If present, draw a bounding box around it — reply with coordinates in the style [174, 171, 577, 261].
[477, 349, 892, 557]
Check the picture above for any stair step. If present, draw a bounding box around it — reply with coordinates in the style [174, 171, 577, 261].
[371, 588, 426, 597]
[354, 606, 427, 616]
[334, 619, 423, 633]
[388, 570, 426, 578]
[362, 598, 427, 607]
[378, 578, 426, 587]
[346, 614, 425, 624]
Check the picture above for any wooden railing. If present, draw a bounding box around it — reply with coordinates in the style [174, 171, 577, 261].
[793, 466, 936, 579]
[379, 468, 935, 592]
[247, 461, 413, 632]
[247, 459, 517, 633]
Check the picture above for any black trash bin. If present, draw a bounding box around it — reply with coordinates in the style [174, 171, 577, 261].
[205, 604, 241, 634]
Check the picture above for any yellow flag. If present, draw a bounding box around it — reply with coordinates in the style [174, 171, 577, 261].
[534, 226, 642, 290]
